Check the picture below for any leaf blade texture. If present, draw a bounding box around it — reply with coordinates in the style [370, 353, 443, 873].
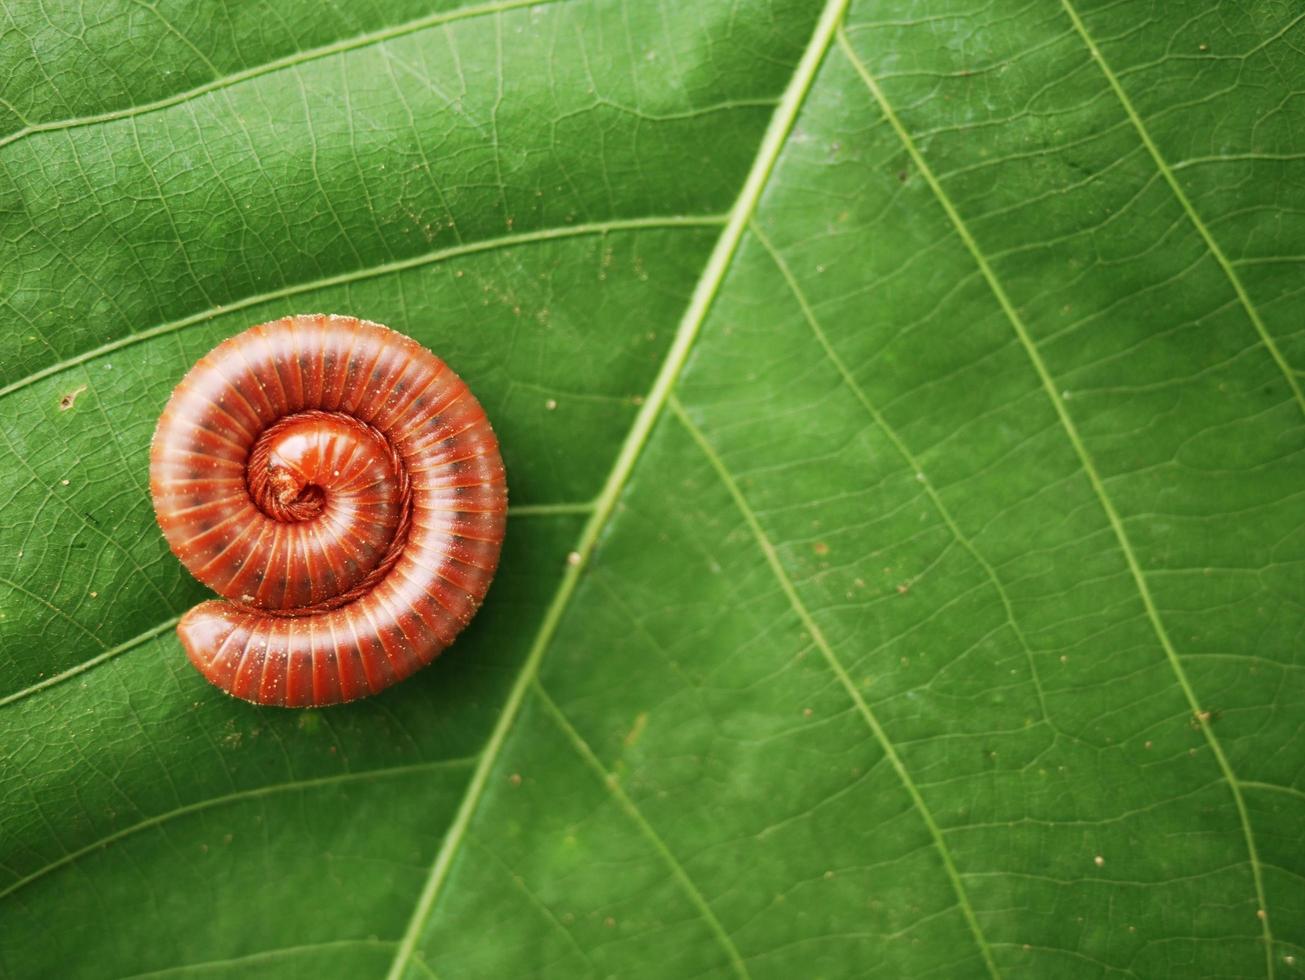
[1, 1, 1303, 977]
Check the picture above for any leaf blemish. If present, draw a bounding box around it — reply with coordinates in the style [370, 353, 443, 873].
[58, 384, 88, 411]
[624, 711, 648, 748]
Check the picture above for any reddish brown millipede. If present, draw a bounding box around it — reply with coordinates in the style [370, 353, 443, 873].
[149, 314, 507, 706]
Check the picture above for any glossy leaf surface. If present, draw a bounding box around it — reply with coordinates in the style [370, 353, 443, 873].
[2, 1, 1304, 977]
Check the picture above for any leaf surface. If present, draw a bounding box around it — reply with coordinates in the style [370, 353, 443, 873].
[2, 1, 1304, 977]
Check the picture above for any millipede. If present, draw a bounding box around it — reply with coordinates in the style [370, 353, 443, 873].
[149, 314, 507, 707]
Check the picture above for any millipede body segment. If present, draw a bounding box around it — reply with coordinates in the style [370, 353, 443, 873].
[150, 314, 507, 707]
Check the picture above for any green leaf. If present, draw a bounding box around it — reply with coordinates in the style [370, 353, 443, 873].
[2, 0, 1303, 976]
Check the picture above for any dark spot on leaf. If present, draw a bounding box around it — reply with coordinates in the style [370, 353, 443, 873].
[59, 385, 88, 411]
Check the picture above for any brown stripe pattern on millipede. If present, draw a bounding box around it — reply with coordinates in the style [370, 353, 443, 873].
[149, 314, 507, 707]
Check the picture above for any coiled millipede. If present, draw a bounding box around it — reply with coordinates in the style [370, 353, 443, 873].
[149, 314, 507, 707]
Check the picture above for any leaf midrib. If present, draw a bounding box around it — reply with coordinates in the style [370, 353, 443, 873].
[384, 0, 855, 975]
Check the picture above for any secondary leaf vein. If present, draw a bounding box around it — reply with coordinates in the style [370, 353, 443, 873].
[0, 758, 475, 903]
[835, 25, 1274, 975]
[0, 215, 726, 401]
[670, 395, 1001, 980]
[534, 681, 751, 979]
[1059, 0, 1305, 422]
[0, 0, 569, 152]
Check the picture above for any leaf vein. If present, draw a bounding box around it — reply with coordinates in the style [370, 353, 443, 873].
[0, 215, 726, 401]
[0, 758, 475, 903]
[534, 682, 750, 979]
[748, 220, 1055, 732]
[382, 2, 854, 974]
[1059, 0, 1305, 422]
[0, 0, 569, 152]
[835, 24, 1274, 975]
[670, 394, 1001, 980]
[116, 939, 396, 980]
